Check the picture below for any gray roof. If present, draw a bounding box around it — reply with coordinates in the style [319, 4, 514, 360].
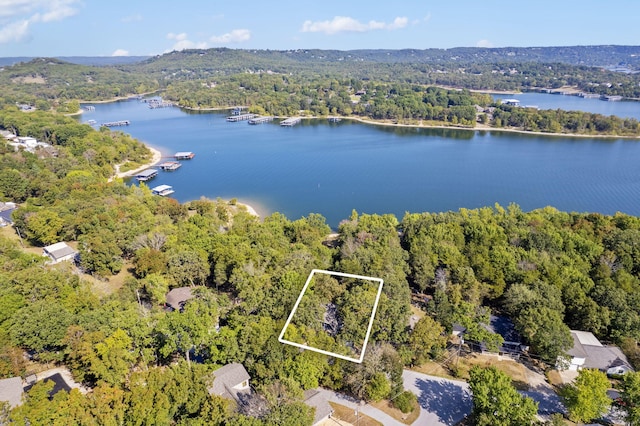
[304, 389, 333, 425]
[0, 377, 23, 408]
[209, 363, 250, 399]
[165, 286, 194, 309]
[43, 242, 77, 261]
[568, 331, 634, 371]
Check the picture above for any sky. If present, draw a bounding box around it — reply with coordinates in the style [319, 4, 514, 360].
[0, 0, 639, 57]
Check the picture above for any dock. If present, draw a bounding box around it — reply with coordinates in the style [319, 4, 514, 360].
[148, 99, 174, 109]
[135, 169, 158, 182]
[151, 184, 175, 196]
[174, 151, 195, 160]
[158, 161, 182, 171]
[280, 117, 301, 127]
[84, 106, 95, 111]
[248, 116, 274, 125]
[101, 120, 130, 127]
[227, 113, 258, 122]
[328, 117, 342, 123]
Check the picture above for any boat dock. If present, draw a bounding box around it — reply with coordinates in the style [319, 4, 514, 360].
[151, 185, 175, 196]
[174, 151, 195, 160]
[227, 113, 257, 122]
[84, 106, 95, 111]
[135, 169, 158, 182]
[328, 117, 342, 123]
[248, 116, 274, 125]
[148, 99, 174, 109]
[280, 117, 301, 127]
[158, 161, 182, 171]
[101, 120, 130, 127]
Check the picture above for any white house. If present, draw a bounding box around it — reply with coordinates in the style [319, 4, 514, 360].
[42, 242, 77, 264]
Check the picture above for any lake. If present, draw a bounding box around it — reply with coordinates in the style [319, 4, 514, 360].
[81, 96, 640, 228]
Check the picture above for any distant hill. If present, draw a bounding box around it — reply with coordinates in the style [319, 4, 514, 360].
[0, 56, 150, 67]
[127, 45, 640, 73]
[2, 45, 639, 70]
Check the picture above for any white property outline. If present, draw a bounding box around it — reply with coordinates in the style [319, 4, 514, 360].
[278, 269, 384, 363]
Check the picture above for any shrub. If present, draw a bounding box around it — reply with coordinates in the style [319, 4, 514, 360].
[393, 391, 417, 414]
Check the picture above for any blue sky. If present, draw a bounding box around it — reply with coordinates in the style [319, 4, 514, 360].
[0, 0, 639, 57]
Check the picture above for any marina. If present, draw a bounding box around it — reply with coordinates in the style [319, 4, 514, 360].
[151, 184, 175, 196]
[280, 117, 301, 127]
[135, 169, 158, 182]
[248, 116, 274, 125]
[174, 151, 195, 160]
[227, 113, 258, 122]
[158, 161, 182, 171]
[101, 120, 130, 127]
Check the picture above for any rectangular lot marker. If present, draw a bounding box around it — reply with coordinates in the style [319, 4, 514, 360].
[278, 269, 384, 363]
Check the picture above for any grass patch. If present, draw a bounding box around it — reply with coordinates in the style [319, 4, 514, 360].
[546, 369, 565, 388]
[371, 399, 420, 425]
[328, 402, 382, 426]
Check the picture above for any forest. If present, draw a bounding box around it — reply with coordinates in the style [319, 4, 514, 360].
[2, 107, 640, 424]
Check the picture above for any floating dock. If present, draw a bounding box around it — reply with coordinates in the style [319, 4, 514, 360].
[158, 161, 182, 171]
[151, 184, 175, 196]
[148, 99, 174, 109]
[328, 117, 342, 123]
[136, 169, 158, 182]
[227, 113, 257, 122]
[174, 151, 195, 160]
[280, 117, 301, 127]
[248, 116, 274, 125]
[101, 120, 130, 127]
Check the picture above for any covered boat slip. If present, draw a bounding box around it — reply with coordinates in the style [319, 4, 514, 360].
[151, 184, 175, 196]
[174, 152, 195, 160]
[135, 169, 158, 181]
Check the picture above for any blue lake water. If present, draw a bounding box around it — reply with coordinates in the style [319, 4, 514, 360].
[81, 97, 640, 227]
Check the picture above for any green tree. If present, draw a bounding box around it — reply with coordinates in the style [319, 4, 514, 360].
[468, 366, 538, 426]
[560, 368, 611, 424]
[407, 316, 447, 365]
[365, 372, 391, 402]
[619, 371, 640, 425]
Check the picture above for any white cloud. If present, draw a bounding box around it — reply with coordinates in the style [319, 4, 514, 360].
[0, 18, 29, 43]
[165, 32, 207, 51]
[476, 39, 494, 48]
[301, 16, 408, 35]
[112, 49, 129, 57]
[0, 0, 81, 44]
[210, 29, 251, 44]
[167, 32, 188, 41]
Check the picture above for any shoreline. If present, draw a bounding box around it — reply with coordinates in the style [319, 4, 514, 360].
[108, 146, 163, 182]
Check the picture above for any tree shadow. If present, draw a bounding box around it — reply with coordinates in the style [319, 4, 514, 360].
[414, 378, 472, 425]
[521, 383, 566, 416]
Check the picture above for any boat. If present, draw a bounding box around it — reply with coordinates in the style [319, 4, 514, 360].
[174, 151, 195, 160]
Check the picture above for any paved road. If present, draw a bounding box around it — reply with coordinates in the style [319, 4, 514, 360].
[402, 369, 472, 426]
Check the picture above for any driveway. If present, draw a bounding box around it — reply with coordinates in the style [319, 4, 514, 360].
[402, 369, 472, 426]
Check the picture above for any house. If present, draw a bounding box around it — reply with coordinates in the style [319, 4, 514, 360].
[563, 330, 633, 374]
[42, 242, 77, 264]
[304, 389, 334, 426]
[208, 363, 251, 401]
[0, 377, 23, 409]
[469, 315, 525, 358]
[165, 286, 195, 311]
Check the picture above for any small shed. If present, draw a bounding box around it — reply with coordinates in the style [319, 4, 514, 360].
[42, 242, 77, 264]
[0, 377, 23, 409]
[208, 363, 251, 401]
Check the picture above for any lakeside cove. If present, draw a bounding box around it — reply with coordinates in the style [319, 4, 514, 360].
[82, 94, 640, 227]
